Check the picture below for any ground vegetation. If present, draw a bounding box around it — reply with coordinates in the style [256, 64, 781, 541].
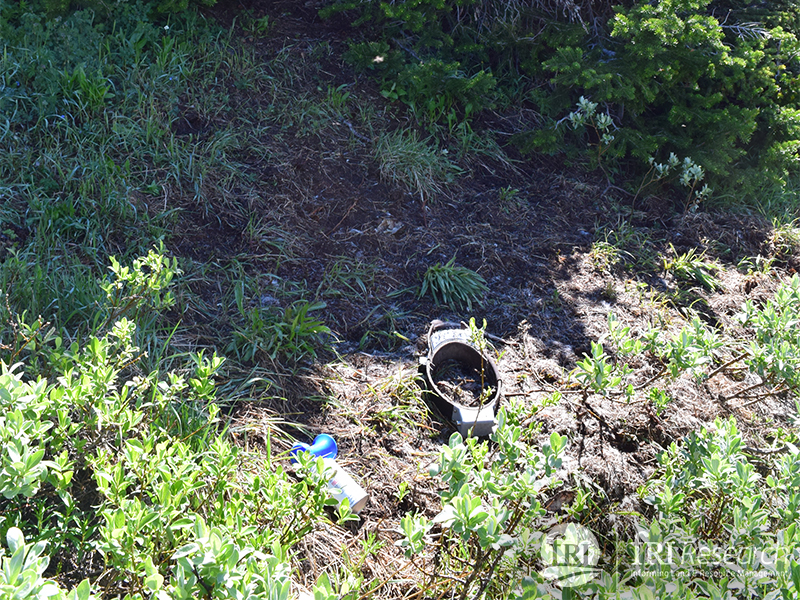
[2, 0, 800, 599]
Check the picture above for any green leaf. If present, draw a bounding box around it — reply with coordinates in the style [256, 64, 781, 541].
[6, 527, 24, 554]
[172, 542, 200, 559]
[432, 505, 456, 525]
[145, 572, 164, 592]
[549, 431, 565, 454]
[67, 579, 93, 600]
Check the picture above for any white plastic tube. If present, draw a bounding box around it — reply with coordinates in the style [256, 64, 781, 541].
[320, 457, 369, 514]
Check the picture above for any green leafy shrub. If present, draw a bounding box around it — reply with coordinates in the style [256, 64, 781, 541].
[323, 0, 499, 125]
[386, 59, 496, 124]
[152, 0, 218, 14]
[737, 274, 800, 390]
[0, 247, 343, 598]
[560, 279, 800, 596]
[166, 518, 291, 599]
[0, 528, 96, 600]
[625, 417, 800, 595]
[320, 0, 480, 39]
[324, 0, 800, 201]
[11, 0, 219, 18]
[399, 403, 566, 599]
[0, 365, 56, 500]
[572, 341, 631, 397]
[100, 241, 181, 327]
[536, 0, 800, 196]
[564, 96, 621, 175]
[580, 275, 800, 405]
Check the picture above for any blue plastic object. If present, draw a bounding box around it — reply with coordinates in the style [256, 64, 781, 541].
[290, 434, 338, 462]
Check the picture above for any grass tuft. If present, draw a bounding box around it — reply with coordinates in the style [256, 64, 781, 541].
[420, 256, 488, 310]
[375, 128, 459, 202]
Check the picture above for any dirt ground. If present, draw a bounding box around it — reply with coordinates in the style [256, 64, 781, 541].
[172, 0, 799, 591]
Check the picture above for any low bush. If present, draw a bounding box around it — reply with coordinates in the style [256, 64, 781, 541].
[327, 0, 500, 127]
[538, 0, 800, 196]
[0, 247, 341, 598]
[5, 0, 218, 18]
[323, 0, 800, 205]
[3, 249, 800, 600]
[624, 417, 800, 597]
[399, 402, 567, 599]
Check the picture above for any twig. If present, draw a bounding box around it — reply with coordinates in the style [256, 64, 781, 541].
[356, 558, 416, 600]
[192, 565, 213, 598]
[99, 294, 143, 333]
[602, 395, 647, 405]
[738, 384, 793, 408]
[410, 555, 467, 585]
[457, 547, 486, 600]
[706, 351, 748, 381]
[484, 331, 517, 345]
[632, 365, 667, 391]
[328, 198, 360, 235]
[742, 444, 789, 456]
[8, 317, 49, 362]
[724, 380, 767, 401]
[609, 365, 666, 397]
[341, 119, 371, 143]
[602, 183, 631, 198]
[471, 547, 510, 600]
[504, 389, 554, 397]
[392, 37, 423, 62]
